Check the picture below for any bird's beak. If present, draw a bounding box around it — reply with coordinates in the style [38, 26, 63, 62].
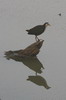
[48, 24, 51, 26]
[46, 23, 51, 27]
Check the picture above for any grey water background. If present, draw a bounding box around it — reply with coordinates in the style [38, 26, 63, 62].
[0, 0, 66, 100]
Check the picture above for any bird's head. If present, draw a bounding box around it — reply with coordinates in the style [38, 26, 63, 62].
[43, 22, 51, 27]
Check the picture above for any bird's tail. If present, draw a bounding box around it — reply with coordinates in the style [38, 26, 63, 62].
[26, 30, 29, 32]
[26, 30, 31, 34]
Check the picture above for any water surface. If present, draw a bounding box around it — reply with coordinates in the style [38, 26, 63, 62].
[0, 0, 66, 100]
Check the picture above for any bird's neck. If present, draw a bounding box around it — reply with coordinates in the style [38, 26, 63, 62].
[43, 24, 46, 30]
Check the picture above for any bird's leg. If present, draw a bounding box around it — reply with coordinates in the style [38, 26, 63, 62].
[35, 36, 40, 41]
[35, 36, 37, 41]
[35, 72, 37, 76]
[37, 37, 40, 41]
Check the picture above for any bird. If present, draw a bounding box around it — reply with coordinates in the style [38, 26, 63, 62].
[26, 22, 50, 41]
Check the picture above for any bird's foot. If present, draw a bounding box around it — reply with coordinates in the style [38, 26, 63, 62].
[36, 38, 44, 42]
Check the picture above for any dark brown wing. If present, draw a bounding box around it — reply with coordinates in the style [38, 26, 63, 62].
[26, 25, 44, 35]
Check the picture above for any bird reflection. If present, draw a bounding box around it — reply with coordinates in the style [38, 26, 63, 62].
[5, 53, 44, 74]
[27, 75, 51, 89]
[5, 51, 51, 89]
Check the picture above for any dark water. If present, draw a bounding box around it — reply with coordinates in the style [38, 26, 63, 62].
[0, 0, 66, 100]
